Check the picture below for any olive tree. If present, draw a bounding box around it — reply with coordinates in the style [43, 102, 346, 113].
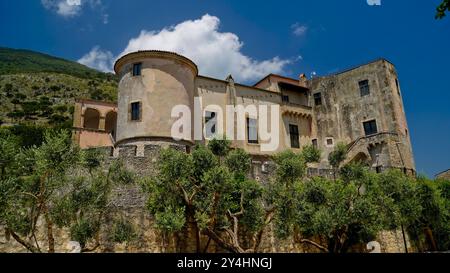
[143, 139, 273, 253]
[0, 130, 135, 252]
[292, 164, 390, 253]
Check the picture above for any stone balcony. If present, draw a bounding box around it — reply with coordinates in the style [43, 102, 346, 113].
[281, 102, 312, 119]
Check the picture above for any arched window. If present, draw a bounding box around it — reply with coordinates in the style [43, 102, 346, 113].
[83, 108, 100, 130]
[105, 111, 117, 138]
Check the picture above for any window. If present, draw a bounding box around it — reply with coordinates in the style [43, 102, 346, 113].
[133, 63, 142, 76]
[312, 139, 318, 149]
[282, 95, 290, 103]
[363, 120, 378, 136]
[314, 93, 322, 106]
[395, 79, 401, 96]
[289, 124, 300, 149]
[326, 138, 334, 147]
[205, 111, 217, 138]
[131, 102, 141, 121]
[247, 118, 258, 144]
[359, 80, 370, 97]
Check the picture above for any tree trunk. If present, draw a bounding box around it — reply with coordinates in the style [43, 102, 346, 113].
[8, 229, 40, 253]
[203, 228, 244, 253]
[300, 239, 328, 253]
[45, 211, 55, 253]
[424, 227, 437, 251]
[401, 225, 409, 253]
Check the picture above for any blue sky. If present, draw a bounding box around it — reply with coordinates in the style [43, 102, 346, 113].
[0, 0, 449, 177]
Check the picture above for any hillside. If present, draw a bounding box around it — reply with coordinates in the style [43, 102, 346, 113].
[0, 47, 117, 127]
[0, 47, 114, 80]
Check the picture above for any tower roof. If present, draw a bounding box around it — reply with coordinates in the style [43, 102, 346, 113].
[114, 50, 199, 76]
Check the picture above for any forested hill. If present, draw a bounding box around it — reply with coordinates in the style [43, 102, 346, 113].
[0, 47, 117, 130]
[0, 47, 113, 80]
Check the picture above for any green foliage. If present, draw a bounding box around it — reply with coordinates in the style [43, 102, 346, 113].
[378, 170, 422, 228]
[154, 206, 186, 233]
[340, 163, 367, 182]
[108, 160, 136, 185]
[70, 218, 100, 248]
[293, 167, 387, 252]
[111, 218, 137, 244]
[273, 150, 306, 184]
[328, 143, 348, 170]
[407, 176, 450, 251]
[81, 148, 104, 173]
[143, 138, 269, 253]
[436, 0, 450, 19]
[0, 47, 116, 80]
[207, 137, 231, 157]
[0, 128, 135, 252]
[302, 145, 321, 164]
[225, 148, 252, 177]
[0, 48, 118, 127]
[7, 124, 47, 148]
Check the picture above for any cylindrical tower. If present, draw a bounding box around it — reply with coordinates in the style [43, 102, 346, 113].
[114, 50, 198, 147]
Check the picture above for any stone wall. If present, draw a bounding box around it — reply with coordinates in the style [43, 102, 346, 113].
[309, 59, 415, 173]
[436, 169, 450, 180]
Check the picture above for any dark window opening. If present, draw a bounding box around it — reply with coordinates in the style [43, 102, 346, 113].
[289, 124, 300, 148]
[131, 102, 141, 121]
[363, 120, 378, 136]
[312, 139, 318, 149]
[395, 79, 401, 96]
[205, 111, 217, 138]
[376, 166, 382, 173]
[133, 63, 142, 76]
[326, 138, 334, 146]
[282, 95, 290, 103]
[359, 80, 370, 97]
[247, 118, 258, 144]
[314, 93, 322, 106]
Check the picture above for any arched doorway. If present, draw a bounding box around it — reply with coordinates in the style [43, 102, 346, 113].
[83, 108, 100, 130]
[105, 111, 117, 139]
[350, 152, 370, 166]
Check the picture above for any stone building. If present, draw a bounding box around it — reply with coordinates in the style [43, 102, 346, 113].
[436, 169, 450, 180]
[73, 50, 415, 175]
[2, 50, 418, 254]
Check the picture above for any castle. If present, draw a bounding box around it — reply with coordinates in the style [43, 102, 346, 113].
[72, 50, 416, 176]
[2, 50, 418, 253]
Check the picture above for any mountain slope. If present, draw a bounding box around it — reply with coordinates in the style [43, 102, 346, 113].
[0, 47, 113, 79]
[0, 47, 117, 127]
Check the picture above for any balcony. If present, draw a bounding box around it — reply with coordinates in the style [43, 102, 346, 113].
[281, 102, 312, 119]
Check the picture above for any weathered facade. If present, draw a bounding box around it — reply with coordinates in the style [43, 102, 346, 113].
[74, 50, 415, 175]
[436, 169, 450, 180]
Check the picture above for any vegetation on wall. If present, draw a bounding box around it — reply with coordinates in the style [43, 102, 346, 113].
[0, 133, 449, 253]
[144, 139, 450, 253]
[0, 130, 134, 253]
[0, 47, 114, 80]
[0, 47, 117, 129]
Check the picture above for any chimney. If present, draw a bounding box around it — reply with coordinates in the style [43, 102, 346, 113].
[299, 73, 307, 87]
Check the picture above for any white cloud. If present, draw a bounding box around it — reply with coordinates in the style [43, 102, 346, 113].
[78, 46, 114, 73]
[41, 0, 108, 23]
[291, 23, 308, 36]
[118, 14, 293, 82]
[79, 14, 296, 82]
